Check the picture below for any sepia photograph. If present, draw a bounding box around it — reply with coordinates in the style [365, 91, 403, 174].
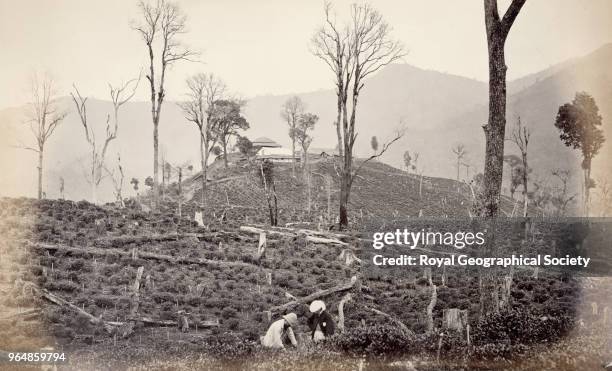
[1, 0, 612, 370]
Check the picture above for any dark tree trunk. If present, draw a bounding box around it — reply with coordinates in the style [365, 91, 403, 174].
[223, 138, 229, 168]
[584, 158, 592, 217]
[339, 132, 353, 229]
[482, 0, 526, 217]
[37, 148, 44, 200]
[482, 38, 507, 217]
[338, 84, 358, 230]
[200, 134, 207, 209]
[335, 92, 343, 158]
[522, 152, 528, 217]
[178, 167, 183, 218]
[291, 137, 296, 177]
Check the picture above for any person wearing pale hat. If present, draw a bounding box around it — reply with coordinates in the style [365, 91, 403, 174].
[261, 312, 299, 349]
[308, 300, 336, 342]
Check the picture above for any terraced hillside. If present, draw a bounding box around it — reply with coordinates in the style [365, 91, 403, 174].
[0, 161, 608, 369]
[1, 194, 611, 370]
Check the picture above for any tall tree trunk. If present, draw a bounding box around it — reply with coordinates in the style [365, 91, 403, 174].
[483, 0, 526, 217]
[178, 167, 183, 219]
[153, 121, 159, 209]
[522, 153, 528, 217]
[584, 160, 591, 217]
[291, 138, 296, 176]
[223, 139, 228, 168]
[92, 182, 97, 205]
[456, 159, 460, 182]
[482, 39, 507, 217]
[200, 134, 206, 209]
[339, 155, 352, 229]
[335, 93, 343, 158]
[338, 85, 358, 229]
[37, 148, 44, 200]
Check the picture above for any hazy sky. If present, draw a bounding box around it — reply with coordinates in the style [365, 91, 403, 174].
[1, 0, 611, 108]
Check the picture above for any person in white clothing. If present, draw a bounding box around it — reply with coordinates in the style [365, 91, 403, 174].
[261, 312, 298, 349]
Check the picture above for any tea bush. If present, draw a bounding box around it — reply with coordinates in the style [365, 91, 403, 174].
[472, 308, 575, 346]
[328, 325, 415, 355]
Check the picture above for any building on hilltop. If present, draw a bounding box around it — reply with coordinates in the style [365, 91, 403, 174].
[256, 146, 299, 163]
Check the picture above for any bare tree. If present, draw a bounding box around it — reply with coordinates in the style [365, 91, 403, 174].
[314, 3, 405, 229]
[19, 73, 67, 200]
[179, 73, 226, 208]
[168, 162, 192, 219]
[280, 96, 305, 176]
[105, 153, 126, 207]
[311, 2, 351, 159]
[482, 0, 526, 217]
[508, 116, 531, 217]
[452, 144, 466, 183]
[550, 169, 577, 216]
[132, 0, 197, 209]
[71, 77, 138, 203]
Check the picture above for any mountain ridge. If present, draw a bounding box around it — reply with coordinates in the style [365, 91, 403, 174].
[1, 43, 611, 203]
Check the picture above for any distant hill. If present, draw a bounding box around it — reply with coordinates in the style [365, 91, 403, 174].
[1, 43, 611, 203]
[444, 43, 612, 195]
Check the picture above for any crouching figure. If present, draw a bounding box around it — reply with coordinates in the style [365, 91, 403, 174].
[261, 312, 298, 349]
[308, 300, 335, 342]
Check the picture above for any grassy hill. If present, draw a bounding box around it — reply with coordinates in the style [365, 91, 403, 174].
[171, 156, 515, 228]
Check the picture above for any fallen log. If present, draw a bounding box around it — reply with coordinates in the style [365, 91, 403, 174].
[240, 226, 348, 246]
[23, 282, 219, 332]
[270, 276, 357, 313]
[128, 316, 219, 328]
[25, 284, 122, 333]
[247, 223, 353, 240]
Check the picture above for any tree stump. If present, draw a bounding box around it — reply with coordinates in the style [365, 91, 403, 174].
[256, 232, 266, 259]
[337, 293, 352, 333]
[443, 308, 468, 334]
[177, 310, 189, 332]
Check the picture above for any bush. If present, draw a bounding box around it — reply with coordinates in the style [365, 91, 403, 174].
[227, 318, 240, 330]
[472, 308, 574, 346]
[328, 325, 414, 355]
[221, 307, 238, 319]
